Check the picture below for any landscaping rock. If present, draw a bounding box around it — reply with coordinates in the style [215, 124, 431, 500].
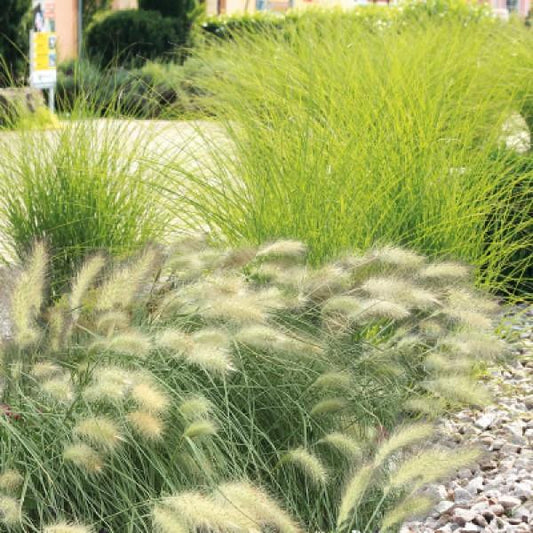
[0, 87, 45, 126]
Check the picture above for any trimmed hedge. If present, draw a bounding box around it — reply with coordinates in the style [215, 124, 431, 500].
[85, 9, 188, 68]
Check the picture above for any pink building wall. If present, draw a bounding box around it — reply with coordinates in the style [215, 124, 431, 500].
[55, 0, 138, 60]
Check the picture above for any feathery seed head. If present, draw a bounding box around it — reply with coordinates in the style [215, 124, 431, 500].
[160, 491, 253, 531]
[96, 310, 130, 335]
[381, 495, 434, 531]
[317, 432, 362, 460]
[304, 265, 351, 301]
[387, 447, 480, 490]
[372, 246, 426, 268]
[70, 255, 106, 319]
[156, 329, 193, 356]
[256, 240, 307, 260]
[281, 447, 328, 486]
[63, 443, 103, 474]
[31, 361, 61, 380]
[337, 464, 374, 528]
[439, 333, 507, 360]
[183, 419, 218, 440]
[152, 505, 188, 533]
[83, 366, 135, 403]
[11, 241, 47, 349]
[219, 246, 257, 269]
[96, 247, 159, 311]
[127, 410, 164, 440]
[419, 262, 470, 281]
[131, 382, 170, 414]
[0, 495, 20, 526]
[73, 417, 123, 451]
[179, 396, 212, 421]
[361, 277, 438, 308]
[310, 397, 347, 417]
[312, 371, 353, 391]
[217, 481, 303, 533]
[355, 299, 410, 321]
[184, 329, 234, 375]
[103, 330, 152, 358]
[419, 320, 447, 339]
[403, 396, 447, 417]
[441, 308, 493, 331]
[424, 376, 491, 406]
[41, 375, 74, 403]
[322, 295, 362, 316]
[236, 324, 322, 358]
[373, 423, 434, 467]
[0, 470, 23, 493]
[446, 289, 500, 315]
[44, 523, 94, 533]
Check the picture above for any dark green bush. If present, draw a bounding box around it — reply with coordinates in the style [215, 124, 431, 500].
[0, 0, 30, 86]
[140, 0, 196, 19]
[56, 58, 211, 118]
[85, 9, 187, 68]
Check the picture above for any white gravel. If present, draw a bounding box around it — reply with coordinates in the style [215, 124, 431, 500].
[402, 305, 533, 533]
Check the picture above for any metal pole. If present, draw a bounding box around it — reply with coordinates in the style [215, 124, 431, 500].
[78, 0, 83, 58]
[49, 87, 55, 114]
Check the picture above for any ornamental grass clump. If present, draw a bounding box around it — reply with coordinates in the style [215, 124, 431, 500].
[164, 3, 532, 295]
[0, 239, 507, 531]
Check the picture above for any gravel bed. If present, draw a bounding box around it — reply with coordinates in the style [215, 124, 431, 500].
[402, 305, 532, 533]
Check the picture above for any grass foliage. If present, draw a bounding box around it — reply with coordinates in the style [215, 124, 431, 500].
[0, 120, 165, 292]
[167, 6, 533, 294]
[0, 239, 504, 531]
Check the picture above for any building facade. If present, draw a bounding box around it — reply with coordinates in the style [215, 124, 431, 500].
[55, 0, 138, 60]
[205, 0, 530, 17]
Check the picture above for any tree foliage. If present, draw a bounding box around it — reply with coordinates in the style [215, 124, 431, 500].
[0, 0, 31, 85]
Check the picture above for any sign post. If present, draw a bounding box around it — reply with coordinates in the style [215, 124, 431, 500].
[29, 1, 57, 112]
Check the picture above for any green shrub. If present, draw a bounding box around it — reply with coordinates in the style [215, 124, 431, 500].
[0, 0, 31, 86]
[56, 58, 212, 118]
[1, 239, 499, 531]
[168, 5, 533, 295]
[0, 121, 165, 292]
[140, 0, 197, 19]
[85, 9, 187, 68]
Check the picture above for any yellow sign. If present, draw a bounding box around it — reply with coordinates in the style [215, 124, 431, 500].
[32, 32, 56, 70]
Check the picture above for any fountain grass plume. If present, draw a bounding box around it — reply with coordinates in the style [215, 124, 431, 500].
[336, 464, 374, 529]
[312, 371, 353, 391]
[157, 491, 253, 531]
[310, 397, 348, 417]
[387, 447, 480, 490]
[101, 330, 152, 358]
[131, 382, 170, 414]
[183, 419, 218, 440]
[73, 417, 123, 451]
[280, 447, 328, 487]
[70, 255, 106, 319]
[0, 470, 23, 493]
[10, 241, 47, 348]
[179, 396, 213, 420]
[0, 495, 21, 526]
[43, 523, 94, 533]
[63, 443, 103, 474]
[381, 494, 434, 531]
[216, 481, 303, 533]
[127, 410, 164, 440]
[316, 432, 362, 460]
[424, 376, 492, 407]
[96, 247, 160, 311]
[373, 423, 434, 467]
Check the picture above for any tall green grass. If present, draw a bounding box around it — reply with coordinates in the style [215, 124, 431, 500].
[0, 119, 166, 292]
[164, 8, 533, 295]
